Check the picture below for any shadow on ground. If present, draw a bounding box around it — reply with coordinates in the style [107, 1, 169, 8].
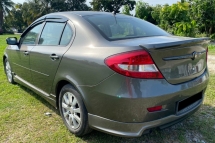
[18, 84, 60, 115]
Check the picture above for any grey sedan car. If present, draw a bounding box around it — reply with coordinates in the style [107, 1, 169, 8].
[3, 11, 209, 137]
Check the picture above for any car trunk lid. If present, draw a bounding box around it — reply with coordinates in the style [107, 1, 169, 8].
[140, 37, 209, 84]
[111, 36, 209, 84]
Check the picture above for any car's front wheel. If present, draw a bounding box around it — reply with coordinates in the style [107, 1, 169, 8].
[4, 58, 15, 84]
[59, 84, 92, 136]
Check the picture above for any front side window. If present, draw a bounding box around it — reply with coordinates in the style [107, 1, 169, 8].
[39, 22, 65, 45]
[84, 15, 170, 41]
[22, 23, 43, 45]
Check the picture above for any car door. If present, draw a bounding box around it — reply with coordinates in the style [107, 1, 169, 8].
[11, 22, 44, 83]
[30, 19, 74, 94]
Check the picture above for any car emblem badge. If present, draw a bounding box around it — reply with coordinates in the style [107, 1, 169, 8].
[191, 51, 197, 60]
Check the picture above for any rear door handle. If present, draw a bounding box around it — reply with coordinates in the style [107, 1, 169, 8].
[24, 51, 29, 55]
[50, 54, 59, 60]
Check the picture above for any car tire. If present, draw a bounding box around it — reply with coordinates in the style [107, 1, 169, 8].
[59, 84, 92, 136]
[4, 58, 15, 84]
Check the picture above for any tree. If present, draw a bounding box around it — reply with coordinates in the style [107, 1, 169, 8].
[21, 1, 46, 25]
[4, 3, 27, 32]
[135, 1, 155, 24]
[151, 4, 162, 25]
[158, 2, 196, 36]
[190, 0, 215, 36]
[90, 0, 136, 13]
[0, 0, 14, 28]
[51, 0, 91, 11]
[21, 0, 91, 25]
[122, 5, 131, 15]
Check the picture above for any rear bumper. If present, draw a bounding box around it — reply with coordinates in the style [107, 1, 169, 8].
[82, 68, 209, 122]
[88, 103, 201, 137]
[81, 69, 209, 137]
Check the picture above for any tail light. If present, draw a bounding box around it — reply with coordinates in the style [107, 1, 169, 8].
[105, 50, 163, 79]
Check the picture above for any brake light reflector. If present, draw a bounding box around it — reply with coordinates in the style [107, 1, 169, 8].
[147, 105, 162, 112]
[105, 50, 163, 79]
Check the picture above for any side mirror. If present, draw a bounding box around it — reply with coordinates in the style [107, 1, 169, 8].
[6, 37, 18, 45]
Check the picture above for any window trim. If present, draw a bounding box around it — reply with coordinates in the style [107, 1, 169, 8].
[19, 22, 45, 47]
[59, 23, 73, 46]
[37, 21, 67, 46]
[36, 21, 74, 47]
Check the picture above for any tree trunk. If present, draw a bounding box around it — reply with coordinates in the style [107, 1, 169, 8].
[205, 25, 209, 37]
[209, 26, 213, 36]
[0, 9, 3, 29]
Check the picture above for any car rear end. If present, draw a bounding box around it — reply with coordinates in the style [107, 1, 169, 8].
[68, 13, 210, 137]
[84, 38, 209, 137]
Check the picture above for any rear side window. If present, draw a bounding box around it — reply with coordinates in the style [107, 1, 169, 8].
[84, 15, 170, 41]
[22, 23, 43, 45]
[60, 24, 73, 46]
[39, 22, 65, 45]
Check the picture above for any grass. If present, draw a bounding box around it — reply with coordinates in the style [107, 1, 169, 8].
[0, 34, 215, 142]
[208, 44, 215, 55]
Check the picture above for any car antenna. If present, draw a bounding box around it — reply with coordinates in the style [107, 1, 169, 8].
[112, 11, 116, 15]
[112, 0, 124, 24]
[112, 11, 117, 24]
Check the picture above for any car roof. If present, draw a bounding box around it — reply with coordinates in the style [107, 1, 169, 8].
[65, 11, 114, 16]
[33, 11, 128, 25]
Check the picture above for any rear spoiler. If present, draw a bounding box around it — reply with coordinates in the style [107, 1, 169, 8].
[139, 37, 210, 50]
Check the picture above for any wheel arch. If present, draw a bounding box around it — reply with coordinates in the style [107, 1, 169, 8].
[3, 55, 7, 65]
[55, 79, 87, 110]
[3, 54, 8, 74]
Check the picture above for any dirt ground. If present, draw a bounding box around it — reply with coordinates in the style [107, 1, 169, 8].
[208, 55, 215, 73]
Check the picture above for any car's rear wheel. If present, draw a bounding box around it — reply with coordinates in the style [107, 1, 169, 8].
[59, 84, 92, 136]
[4, 58, 15, 84]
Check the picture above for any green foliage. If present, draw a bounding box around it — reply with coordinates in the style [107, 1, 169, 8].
[208, 44, 215, 50]
[208, 44, 215, 55]
[122, 5, 131, 15]
[151, 5, 162, 25]
[195, 33, 207, 38]
[135, 1, 155, 24]
[210, 33, 215, 40]
[90, 0, 136, 13]
[23, 0, 91, 24]
[52, 0, 91, 11]
[0, 0, 14, 27]
[3, 4, 27, 32]
[158, 2, 196, 36]
[173, 21, 196, 37]
[190, 0, 215, 36]
[2, 0, 91, 31]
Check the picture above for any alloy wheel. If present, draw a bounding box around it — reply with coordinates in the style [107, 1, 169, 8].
[5, 60, 12, 82]
[62, 92, 81, 129]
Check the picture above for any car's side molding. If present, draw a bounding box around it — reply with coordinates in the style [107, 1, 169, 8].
[14, 75, 56, 107]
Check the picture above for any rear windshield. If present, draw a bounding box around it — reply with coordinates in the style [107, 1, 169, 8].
[83, 14, 170, 41]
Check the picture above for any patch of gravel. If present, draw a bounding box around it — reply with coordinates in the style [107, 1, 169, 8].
[208, 55, 215, 74]
[185, 130, 206, 143]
